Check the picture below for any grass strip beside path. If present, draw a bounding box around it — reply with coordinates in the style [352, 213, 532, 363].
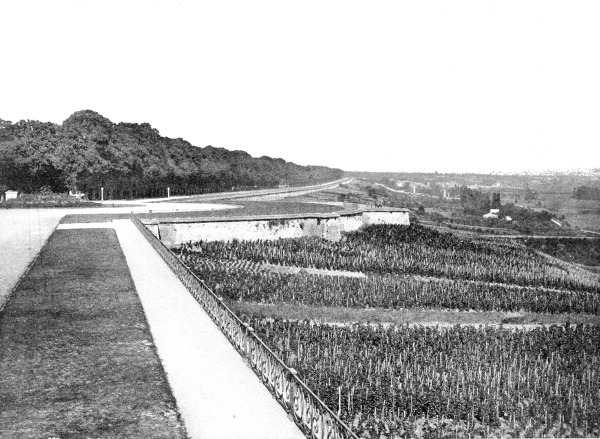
[59, 200, 341, 225]
[0, 229, 187, 439]
[230, 301, 600, 327]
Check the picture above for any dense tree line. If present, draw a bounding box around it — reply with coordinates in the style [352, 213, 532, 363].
[0, 111, 343, 199]
[573, 185, 600, 201]
[459, 187, 502, 214]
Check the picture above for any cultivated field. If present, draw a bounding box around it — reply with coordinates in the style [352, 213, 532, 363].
[174, 223, 600, 438]
[250, 319, 599, 439]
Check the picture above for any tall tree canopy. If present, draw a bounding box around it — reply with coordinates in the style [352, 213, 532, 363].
[573, 185, 600, 201]
[0, 110, 343, 199]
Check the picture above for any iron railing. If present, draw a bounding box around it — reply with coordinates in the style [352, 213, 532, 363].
[130, 214, 359, 439]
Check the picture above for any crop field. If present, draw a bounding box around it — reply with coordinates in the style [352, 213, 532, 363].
[249, 319, 600, 438]
[173, 224, 600, 438]
[175, 255, 600, 314]
[177, 224, 600, 296]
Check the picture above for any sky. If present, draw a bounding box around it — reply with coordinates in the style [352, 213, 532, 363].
[0, 0, 599, 174]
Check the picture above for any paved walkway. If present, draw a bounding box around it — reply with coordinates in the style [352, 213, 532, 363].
[113, 220, 304, 439]
[0, 180, 347, 436]
[0, 209, 63, 310]
[0, 202, 235, 311]
[1, 178, 347, 308]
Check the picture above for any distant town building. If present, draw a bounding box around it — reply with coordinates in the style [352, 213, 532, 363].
[483, 208, 500, 219]
[505, 216, 512, 222]
[69, 190, 85, 199]
[4, 190, 18, 200]
[439, 182, 460, 188]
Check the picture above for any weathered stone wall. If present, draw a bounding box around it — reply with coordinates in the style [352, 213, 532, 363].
[362, 211, 411, 226]
[146, 210, 409, 246]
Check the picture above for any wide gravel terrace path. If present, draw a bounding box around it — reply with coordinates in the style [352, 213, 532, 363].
[0, 203, 234, 311]
[0, 209, 63, 310]
[113, 219, 304, 439]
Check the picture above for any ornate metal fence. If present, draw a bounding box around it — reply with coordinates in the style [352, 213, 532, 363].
[130, 215, 359, 439]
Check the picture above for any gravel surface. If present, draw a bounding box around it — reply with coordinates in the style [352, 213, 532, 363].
[0, 209, 63, 310]
[114, 219, 304, 439]
[0, 202, 236, 311]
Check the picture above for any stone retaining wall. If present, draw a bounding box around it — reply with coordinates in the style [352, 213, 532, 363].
[144, 209, 409, 246]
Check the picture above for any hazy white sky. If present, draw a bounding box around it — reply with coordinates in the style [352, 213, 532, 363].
[1, 0, 599, 173]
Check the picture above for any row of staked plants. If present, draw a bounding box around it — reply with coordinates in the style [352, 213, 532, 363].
[245, 318, 600, 439]
[174, 254, 600, 314]
[175, 224, 600, 293]
[171, 224, 600, 437]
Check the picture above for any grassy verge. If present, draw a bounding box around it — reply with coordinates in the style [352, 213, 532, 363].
[0, 194, 101, 209]
[229, 301, 600, 327]
[177, 200, 341, 216]
[60, 213, 131, 223]
[0, 229, 187, 439]
[59, 200, 341, 224]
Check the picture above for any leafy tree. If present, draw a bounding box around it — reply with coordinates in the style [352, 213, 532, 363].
[0, 110, 343, 198]
[573, 185, 600, 201]
[459, 186, 491, 215]
[491, 192, 501, 209]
